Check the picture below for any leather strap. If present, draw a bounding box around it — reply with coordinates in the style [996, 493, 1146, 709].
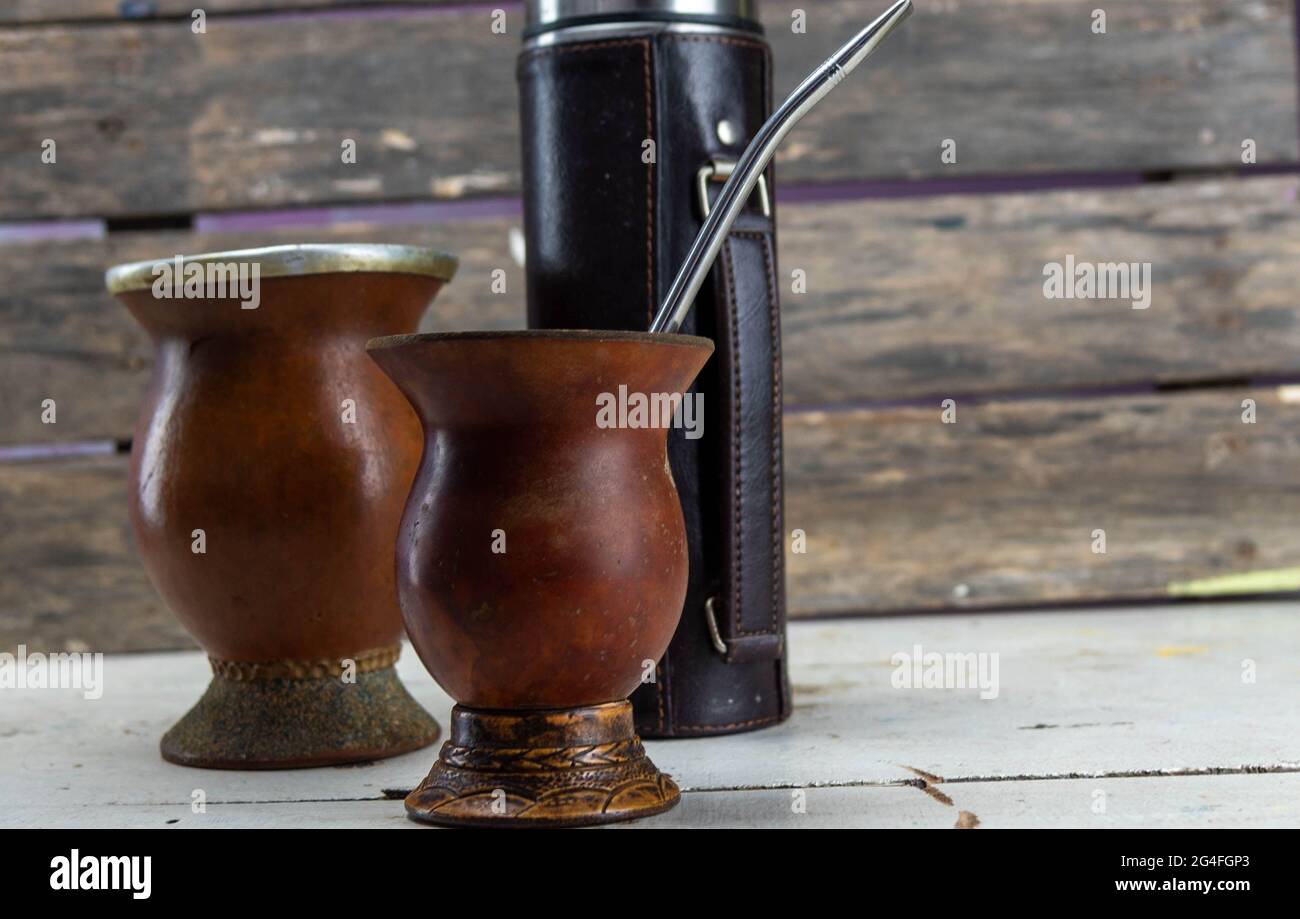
[708, 192, 786, 664]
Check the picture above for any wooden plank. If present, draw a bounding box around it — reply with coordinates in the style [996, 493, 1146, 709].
[654, 773, 1300, 829]
[11, 773, 1300, 827]
[0, 454, 187, 654]
[2, 605, 1298, 816]
[2, 0, 1293, 218]
[776, 0, 1298, 182]
[931, 773, 1300, 830]
[6, 176, 1300, 444]
[782, 175, 1300, 405]
[0, 219, 524, 444]
[786, 387, 1300, 614]
[5, 383, 1300, 646]
[0, 1, 435, 25]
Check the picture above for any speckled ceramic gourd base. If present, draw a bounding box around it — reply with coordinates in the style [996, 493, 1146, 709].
[160, 647, 440, 770]
[404, 701, 679, 828]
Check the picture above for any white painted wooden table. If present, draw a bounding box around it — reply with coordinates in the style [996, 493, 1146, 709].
[4, 601, 1298, 828]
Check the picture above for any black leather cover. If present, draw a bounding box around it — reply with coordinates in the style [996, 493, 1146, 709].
[518, 27, 791, 736]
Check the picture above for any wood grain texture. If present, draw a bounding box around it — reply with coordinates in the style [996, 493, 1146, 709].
[0, 454, 184, 654]
[780, 175, 1300, 405]
[2, 0, 1293, 218]
[645, 774, 1300, 829]
[786, 387, 1300, 614]
[778, 0, 1297, 183]
[3, 604, 1298, 829]
[12, 773, 1300, 827]
[5, 177, 1300, 444]
[5, 388, 1299, 650]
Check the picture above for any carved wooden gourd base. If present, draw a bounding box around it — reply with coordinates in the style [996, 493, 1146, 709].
[405, 701, 680, 827]
[160, 646, 440, 770]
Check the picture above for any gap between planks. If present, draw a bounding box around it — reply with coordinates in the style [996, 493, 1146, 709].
[64, 763, 1300, 810]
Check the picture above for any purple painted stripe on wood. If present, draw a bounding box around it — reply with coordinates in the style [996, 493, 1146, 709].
[9, 169, 1292, 241]
[1240, 163, 1300, 177]
[194, 196, 523, 232]
[195, 166, 1300, 235]
[0, 1, 517, 29]
[254, 1, 517, 25]
[1247, 373, 1300, 389]
[194, 176, 1144, 235]
[0, 220, 105, 244]
[0, 441, 120, 464]
[1294, 0, 1300, 139]
[777, 171, 1147, 205]
[191, 172, 1164, 234]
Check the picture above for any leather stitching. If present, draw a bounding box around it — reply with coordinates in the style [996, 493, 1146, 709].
[720, 238, 743, 640]
[671, 712, 783, 733]
[760, 34, 782, 642]
[664, 34, 767, 50]
[642, 39, 655, 321]
[731, 229, 782, 637]
[763, 36, 782, 640]
[728, 231, 781, 638]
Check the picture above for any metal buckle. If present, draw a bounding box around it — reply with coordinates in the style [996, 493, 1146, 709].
[696, 158, 771, 220]
[703, 595, 729, 656]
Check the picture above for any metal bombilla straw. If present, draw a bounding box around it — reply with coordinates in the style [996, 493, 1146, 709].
[649, 0, 913, 334]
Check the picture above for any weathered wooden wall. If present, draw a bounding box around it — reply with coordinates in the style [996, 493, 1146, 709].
[3, 0, 1300, 652]
[2, 1, 1295, 218]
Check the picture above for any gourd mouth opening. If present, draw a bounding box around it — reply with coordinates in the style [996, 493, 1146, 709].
[365, 330, 714, 430]
[105, 243, 458, 295]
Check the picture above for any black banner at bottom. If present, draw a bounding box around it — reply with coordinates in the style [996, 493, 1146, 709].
[0, 828, 1282, 905]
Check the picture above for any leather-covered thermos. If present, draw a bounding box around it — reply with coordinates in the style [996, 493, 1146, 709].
[518, 0, 791, 736]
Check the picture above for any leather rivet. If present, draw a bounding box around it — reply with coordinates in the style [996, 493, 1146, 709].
[716, 119, 738, 146]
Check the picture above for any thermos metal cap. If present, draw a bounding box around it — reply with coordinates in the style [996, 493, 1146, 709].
[525, 0, 761, 37]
